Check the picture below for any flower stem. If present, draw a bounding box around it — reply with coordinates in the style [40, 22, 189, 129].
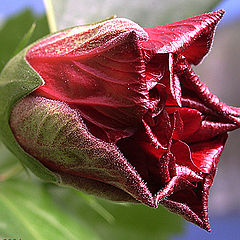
[0, 163, 23, 182]
[43, 0, 57, 33]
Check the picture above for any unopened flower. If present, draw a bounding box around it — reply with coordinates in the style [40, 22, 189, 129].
[1, 9, 239, 231]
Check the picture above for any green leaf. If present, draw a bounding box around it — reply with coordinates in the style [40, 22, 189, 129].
[47, 0, 222, 30]
[12, 23, 36, 56]
[50, 188, 183, 240]
[0, 142, 19, 172]
[84, 200, 183, 240]
[0, 45, 58, 182]
[0, 141, 24, 182]
[0, 178, 100, 240]
[0, 9, 49, 73]
[76, 192, 115, 224]
[0, 11, 50, 179]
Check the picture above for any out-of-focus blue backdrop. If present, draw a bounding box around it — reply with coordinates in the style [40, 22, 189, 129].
[1, 0, 240, 23]
[0, 1, 240, 240]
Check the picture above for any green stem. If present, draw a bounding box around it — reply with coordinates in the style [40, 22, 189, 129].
[77, 191, 115, 223]
[43, 0, 57, 33]
[0, 163, 23, 182]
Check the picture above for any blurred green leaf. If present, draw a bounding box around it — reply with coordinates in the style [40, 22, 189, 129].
[87, 200, 183, 240]
[0, 178, 100, 240]
[0, 9, 49, 73]
[0, 142, 19, 173]
[47, 0, 222, 30]
[49, 187, 183, 240]
[77, 192, 115, 224]
[13, 23, 36, 56]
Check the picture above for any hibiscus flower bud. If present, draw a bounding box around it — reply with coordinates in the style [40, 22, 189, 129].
[1, 10, 239, 231]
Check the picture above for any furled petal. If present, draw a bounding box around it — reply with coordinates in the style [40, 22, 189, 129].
[147, 53, 182, 107]
[185, 120, 237, 143]
[190, 134, 227, 174]
[166, 107, 202, 139]
[26, 19, 150, 143]
[155, 176, 196, 204]
[171, 140, 199, 172]
[160, 173, 215, 232]
[176, 57, 240, 125]
[155, 165, 203, 203]
[145, 109, 172, 148]
[117, 135, 167, 194]
[142, 10, 224, 64]
[168, 53, 182, 106]
[181, 96, 218, 117]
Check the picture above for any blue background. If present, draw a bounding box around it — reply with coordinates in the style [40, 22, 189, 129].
[1, 0, 240, 23]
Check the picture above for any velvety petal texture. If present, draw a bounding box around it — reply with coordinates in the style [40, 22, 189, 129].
[5, 10, 240, 231]
[142, 10, 224, 64]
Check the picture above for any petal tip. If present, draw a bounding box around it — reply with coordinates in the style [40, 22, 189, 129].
[202, 221, 211, 232]
[214, 9, 225, 18]
[208, 9, 225, 24]
[206, 226, 211, 232]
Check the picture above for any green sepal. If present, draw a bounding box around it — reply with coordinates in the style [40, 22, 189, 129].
[0, 17, 121, 184]
[0, 46, 59, 183]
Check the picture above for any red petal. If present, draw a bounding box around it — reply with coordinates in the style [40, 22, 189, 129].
[181, 96, 217, 116]
[142, 10, 224, 64]
[158, 54, 182, 107]
[148, 109, 172, 148]
[142, 119, 167, 149]
[171, 140, 199, 172]
[169, 53, 182, 106]
[166, 107, 202, 139]
[160, 172, 215, 231]
[170, 111, 184, 140]
[185, 120, 238, 143]
[155, 176, 195, 203]
[155, 165, 203, 204]
[176, 58, 240, 125]
[160, 180, 210, 231]
[27, 26, 149, 143]
[190, 134, 228, 174]
[117, 136, 167, 194]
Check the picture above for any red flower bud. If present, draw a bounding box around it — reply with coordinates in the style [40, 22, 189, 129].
[6, 10, 240, 230]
